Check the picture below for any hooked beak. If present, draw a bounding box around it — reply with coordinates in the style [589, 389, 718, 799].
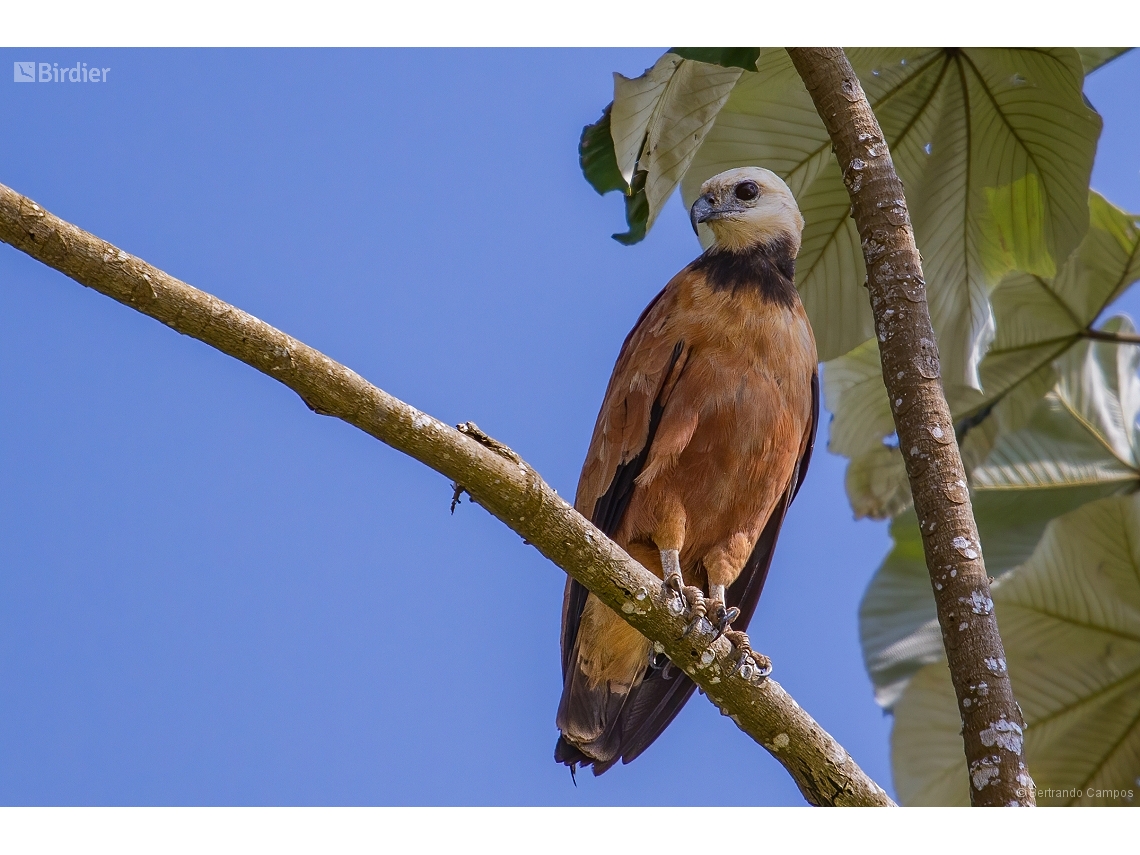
[689, 194, 739, 236]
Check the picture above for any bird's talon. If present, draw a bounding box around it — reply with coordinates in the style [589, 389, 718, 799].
[679, 587, 709, 638]
[663, 574, 686, 614]
[737, 651, 773, 680]
[711, 605, 740, 641]
[722, 628, 772, 680]
[680, 614, 708, 638]
[685, 587, 707, 616]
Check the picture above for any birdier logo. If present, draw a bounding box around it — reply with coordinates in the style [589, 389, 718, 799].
[13, 62, 111, 83]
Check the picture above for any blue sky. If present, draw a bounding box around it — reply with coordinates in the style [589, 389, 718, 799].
[1, 49, 1138, 806]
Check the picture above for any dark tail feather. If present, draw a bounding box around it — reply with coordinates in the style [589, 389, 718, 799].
[616, 664, 698, 765]
[554, 735, 590, 767]
[555, 660, 635, 775]
[554, 659, 698, 777]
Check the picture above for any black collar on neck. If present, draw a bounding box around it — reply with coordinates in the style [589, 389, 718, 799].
[689, 236, 799, 308]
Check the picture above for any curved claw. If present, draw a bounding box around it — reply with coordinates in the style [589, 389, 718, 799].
[710, 605, 740, 641]
[681, 614, 708, 638]
[678, 586, 708, 638]
[737, 654, 773, 681]
[723, 628, 773, 681]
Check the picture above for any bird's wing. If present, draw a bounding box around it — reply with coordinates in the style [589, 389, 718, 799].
[560, 283, 690, 680]
[615, 368, 820, 768]
[724, 367, 819, 630]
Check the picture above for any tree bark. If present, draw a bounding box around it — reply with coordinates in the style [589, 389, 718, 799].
[0, 181, 893, 807]
[787, 48, 1034, 807]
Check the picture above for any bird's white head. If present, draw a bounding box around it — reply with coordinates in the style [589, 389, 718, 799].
[690, 167, 804, 256]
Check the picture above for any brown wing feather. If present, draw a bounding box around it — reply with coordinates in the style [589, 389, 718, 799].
[560, 283, 689, 679]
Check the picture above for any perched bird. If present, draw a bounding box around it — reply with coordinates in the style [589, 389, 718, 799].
[555, 166, 819, 776]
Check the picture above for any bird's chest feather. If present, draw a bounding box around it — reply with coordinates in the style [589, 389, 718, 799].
[641, 285, 816, 529]
[677, 285, 815, 440]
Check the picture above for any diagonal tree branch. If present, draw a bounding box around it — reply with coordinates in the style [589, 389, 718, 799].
[0, 181, 893, 807]
[787, 48, 1034, 806]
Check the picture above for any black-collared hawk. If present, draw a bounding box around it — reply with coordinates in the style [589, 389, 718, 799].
[555, 166, 819, 776]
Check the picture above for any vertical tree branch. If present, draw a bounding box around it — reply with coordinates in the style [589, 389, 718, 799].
[787, 48, 1034, 807]
[0, 181, 894, 807]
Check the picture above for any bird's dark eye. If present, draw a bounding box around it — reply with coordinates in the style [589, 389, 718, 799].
[734, 180, 760, 201]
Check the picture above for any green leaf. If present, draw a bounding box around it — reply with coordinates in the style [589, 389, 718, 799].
[859, 322, 1140, 709]
[858, 509, 943, 709]
[610, 53, 684, 188]
[607, 53, 742, 242]
[893, 493, 1140, 806]
[576, 102, 653, 243]
[823, 338, 893, 459]
[829, 193, 1140, 520]
[579, 104, 626, 196]
[669, 47, 762, 71]
[1077, 47, 1132, 74]
[844, 445, 912, 521]
[972, 194, 1140, 414]
[679, 48, 1101, 393]
[976, 317, 1140, 493]
[613, 168, 649, 246]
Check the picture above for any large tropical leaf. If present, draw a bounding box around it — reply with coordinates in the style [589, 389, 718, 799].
[670, 47, 763, 72]
[858, 508, 944, 709]
[603, 53, 742, 243]
[681, 47, 1101, 392]
[829, 193, 1140, 519]
[859, 321, 1140, 709]
[588, 49, 1102, 386]
[892, 493, 1140, 806]
[1077, 47, 1132, 74]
